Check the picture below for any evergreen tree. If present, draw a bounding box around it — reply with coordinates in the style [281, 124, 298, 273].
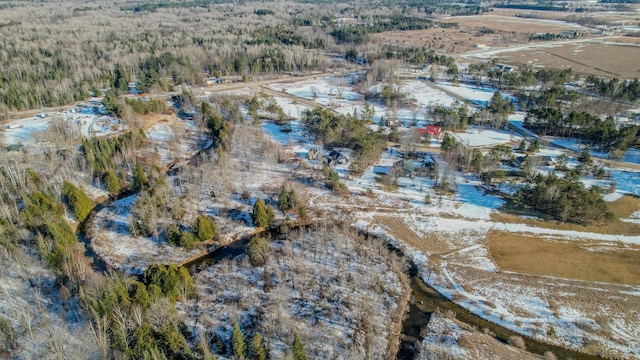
[250, 333, 267, 360]
[143, 264, 194, 299]
[103, 169, 120, 194]
[579, 147, 593, 166]
[179, 231, 196, 249]
[247, 237, 270, 267]
[266, 204, 275, 224]
[102, 88, 119, 115]
[130, 281, 152, 309]
[252, 198, 269, 228]
[278, 186, 290, 211]
[292, 332, 308, 360]
[527, 139, 540, 153]
[166, 223, 181, 246]
[192, 214, 216, 241]
[518, 140, 526, 152]
[288, 189, 297, 209]
[215, 334, 227, 355]
[61, 180, 93, 222]
[133, 161, 147, 188]
[232, 320, 247, 359]
[441, 133, 457, 153]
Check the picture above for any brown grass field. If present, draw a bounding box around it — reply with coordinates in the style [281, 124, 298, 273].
[491, 7, 640, 24]
[493, 40, 640, 79]
[374, 215, 457, 254]
[370, 27, 509, 55]
[451, 14, 584, 34]
[487, 231, 640, 285]
[373, 10, 640, 79]
[371, 12, 599, 55]
[491, 195, 640, 236]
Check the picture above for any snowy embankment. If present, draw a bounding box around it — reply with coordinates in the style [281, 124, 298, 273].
[418, 312, 539, 360]
[90, 195, 204, 274]
[0, 249, 99, 358]
[354, 207, 640, 359]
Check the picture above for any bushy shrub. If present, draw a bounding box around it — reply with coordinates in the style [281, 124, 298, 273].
[247, 237, 270, 267]
[277, 186, 298, 211]
[143, 264, 194, 299]
[507, 335, 526, 350]
[192, 215, 216, 241]
[252, 198, 270, 228]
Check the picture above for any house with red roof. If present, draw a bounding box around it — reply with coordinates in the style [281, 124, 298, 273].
[416, 126, 443, 140]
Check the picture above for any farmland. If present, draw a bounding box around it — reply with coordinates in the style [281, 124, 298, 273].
[2, 1, 640, 359]
[462, 38, 640, 79]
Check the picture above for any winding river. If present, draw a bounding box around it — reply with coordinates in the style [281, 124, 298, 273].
[179, 224, 602, 360]
[77, 156, 601, 360]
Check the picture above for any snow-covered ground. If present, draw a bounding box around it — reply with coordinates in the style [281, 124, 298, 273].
[354, 201, 640, 359]
[449, 126, 522, 148]
[0, 249, 99, 359]
[269, 75, 482, 128]
[2, 106, 123, 148]
[90, 194, 205, 274]
[77, 72, 640, 359]
[436, 82, 498, 107]
[187, 228, 408, 360]
[418, 312, 539, 360]
[144, 119, 207, 166]
[400, 79, 460, 110]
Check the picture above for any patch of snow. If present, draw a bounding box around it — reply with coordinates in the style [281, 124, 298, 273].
[449, 127, 522, 148]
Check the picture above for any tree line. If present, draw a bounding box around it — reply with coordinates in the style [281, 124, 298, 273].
[525, 108, 639, 151]
[586, 76, 640, 103]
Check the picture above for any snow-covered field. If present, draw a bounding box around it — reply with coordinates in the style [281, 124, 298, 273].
[436, 82, 499, 107]
[354, 200, 640, 359]
[2, 106, 123, 148]
[400, 79, 460, 110]
[449, 126, 522, 148]
[269, 75, 481, 127]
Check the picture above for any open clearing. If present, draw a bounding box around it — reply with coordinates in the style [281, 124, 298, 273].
[465, 38, 640, 79]
[374, 215, 456, 254]
[490, 7, 640, 23]
[372, 13, 596, 55]
[488, 231, 640, 285]
[492, 195, 640, 236]
[451, 14, 589, 33]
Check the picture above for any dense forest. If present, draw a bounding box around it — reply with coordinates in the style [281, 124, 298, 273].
[524, 109, 639, 151]
[0, 0, 482, 115]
